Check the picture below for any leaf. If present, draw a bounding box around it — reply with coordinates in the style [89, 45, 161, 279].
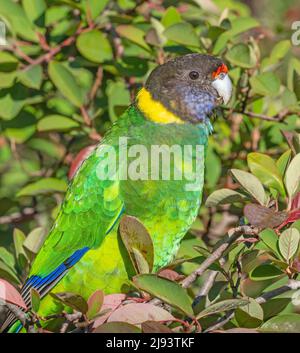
[17, 178, 67, 197]
[250, 72, 280, 96]
[107, 303, 174, 325]
[119, 216, 154, 274]
[230, 169, 267, 205]
[285, 153, 300, 199]
[0, 84, 28, 120]
[93, 322, 141, 333]
[0, 0, 37, 42]
[82, 0, 109, 19]
[250, 264, 283, 281]
[48, 61, 84, 107]
[0, 247, 15, 269]
[133, 274, 194, 317]
[205, 188, 247, 207]
[37, 115, 80, 132]
[13, 228, 28, 268]
[0, 278, 26, 309]
[247, 152, 285, 195]
[76, 30, 113, 63]
[161, 6, 182, 28]
[157, 269, 183, 282]
[23, 227, 46, 256]
[244, 204, 287, 229]
[92, 294, 125, 328]
[22, 0, 46, 28]
[30, 288, 40, 313]
[51, 292, 88, 314]
[116, 25, 150, 51]
[278, 228, 300, 261]
[19, 65, 43, 90]
[276, 149, 291, 177]
[142, 321, 173, 333]
[163, 22, 199, 47]
[259, 229, 280, 256]
[87, 290, 104, 320]
[0, 52, 18, 72]
[0, 261, 20, 285]
[235, 298, 263, 328]
[197, 298, 249, 319]
[213, 17, 259, 54]
[260, 314, 300, 333]
[225, 43, 256, 68]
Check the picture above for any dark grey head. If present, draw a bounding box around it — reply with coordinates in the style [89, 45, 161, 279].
[144, 54, 232, 124]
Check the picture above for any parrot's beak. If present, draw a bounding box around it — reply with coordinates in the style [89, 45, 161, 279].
[212, 73, 232, 105]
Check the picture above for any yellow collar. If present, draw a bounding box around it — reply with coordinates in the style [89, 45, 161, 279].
[136, 88, 184, 125]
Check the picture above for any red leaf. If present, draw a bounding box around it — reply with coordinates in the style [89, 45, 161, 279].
[277, 209, 300, 230]
[244, 204, 287, 229]
[107, 303, 174, 325]
[0, 279, 27, 309]
[68, 145, 96, 180]
[142, 321, 173, 333]
[291, 192, 300, 210]
[92, 294, 125, 328]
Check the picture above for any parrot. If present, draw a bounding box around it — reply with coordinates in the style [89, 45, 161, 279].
[2, 53, 232, 332]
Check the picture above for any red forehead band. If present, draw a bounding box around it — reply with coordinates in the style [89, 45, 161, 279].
[212, 63, 228, 78]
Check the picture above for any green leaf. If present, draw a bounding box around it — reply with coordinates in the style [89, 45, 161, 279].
[161, 6, 182, 28]
[106, 80, 130, 121]
[230, 169, 267, 205]
[133, 274, 194, 317]
[116, 25, 150, 51]
[205, 188, 247, 207]
[259, 229, 280, 257]
[37, 115, 80, 132]
[76, 30, 113, 63]
[0, 84, 28, 120]
[285, 153, 300, 199]
[119, 216, 154, 274]
[225, 43, 256, 68]
[0, 247, 15, 269]
[0, 0, 37, 42]
[48, 61, 84, 107]
[51, 292, 88, 314]
[22, 0, 46, 28]
[163, 22, 199, 47]
[235, 298, 263, 328]
[87, 290, 104, 320]
[276, 150, 291, 177]
[197, 298, 249, 319]
[30, 288, 41, 313]
[23, 227, 46, 256]
[260, 314, 300, 332]
[0, 52, 19, 72]
[19, 65, 43, 90]
[250, 72, 280, 96]
[0, 261, 20, 285]
[270, 40, 291, 62]
[17, 178, 67, 197]
[13, 228, 28, 268]
[250, 264, 283, 281]
[247, 152, 285, 195]
[213, 17, 259, 54]
[82, 0, 109, 19]
[278, 228, 300, 261]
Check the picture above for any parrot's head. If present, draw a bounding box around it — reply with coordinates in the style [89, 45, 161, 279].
[137, 53, 232, 125]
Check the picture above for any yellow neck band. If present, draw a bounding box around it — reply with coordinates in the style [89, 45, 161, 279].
[136, 87, 184, 125]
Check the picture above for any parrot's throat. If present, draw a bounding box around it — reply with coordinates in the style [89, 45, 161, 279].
[136, 88, 184, 125]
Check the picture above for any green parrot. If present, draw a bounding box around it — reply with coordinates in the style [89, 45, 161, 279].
[2, 54, 232, 332]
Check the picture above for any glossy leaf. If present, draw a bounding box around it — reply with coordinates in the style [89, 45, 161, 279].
[197, 298, 249, 319]
[278, 228, 300, 261]
[17, 178, 67, 197]
[285, 153, 300, 199]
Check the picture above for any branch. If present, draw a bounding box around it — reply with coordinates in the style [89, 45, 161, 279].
[223, 107, 299, 122]
[0, 208, 36, 225]
[205, 279, 300, 332]
[181, 225, 258, 289]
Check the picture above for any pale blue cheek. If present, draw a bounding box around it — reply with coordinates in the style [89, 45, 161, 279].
[181, 88, 215, 121]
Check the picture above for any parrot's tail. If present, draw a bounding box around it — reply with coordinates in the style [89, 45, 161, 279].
[1, 309, 23, 333]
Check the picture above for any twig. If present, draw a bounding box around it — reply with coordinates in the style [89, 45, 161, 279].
[204, 279, 300, 332]
[89, 66, 103, 103]
[0, 208, 36, 225]
[222, 107, 298, 122]
[181, 225, 258, 289]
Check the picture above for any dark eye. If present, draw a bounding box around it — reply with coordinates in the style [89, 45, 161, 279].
[189, 71, 199, 80]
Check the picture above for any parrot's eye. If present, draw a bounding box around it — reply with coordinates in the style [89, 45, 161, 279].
[189, 71, 199, 80]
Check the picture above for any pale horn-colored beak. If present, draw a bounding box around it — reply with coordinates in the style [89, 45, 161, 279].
[212, 73, 232, 105]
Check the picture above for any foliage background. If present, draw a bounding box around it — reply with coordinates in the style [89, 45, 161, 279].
[0, 0, 300, 333]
